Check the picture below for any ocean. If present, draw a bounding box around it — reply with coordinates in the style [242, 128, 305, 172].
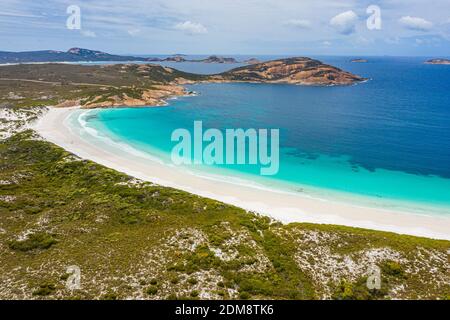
[70, 56, 450, 216]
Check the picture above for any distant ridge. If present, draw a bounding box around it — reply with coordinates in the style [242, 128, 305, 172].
[0, 48, 154, 63]
[0, 48, 242, 64]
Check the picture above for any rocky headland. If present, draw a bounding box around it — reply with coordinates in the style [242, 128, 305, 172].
[0, 57, 366, 109]
[210, 57, 367, 86]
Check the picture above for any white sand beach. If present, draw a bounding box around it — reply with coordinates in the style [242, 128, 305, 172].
[33, 107, 450, 240]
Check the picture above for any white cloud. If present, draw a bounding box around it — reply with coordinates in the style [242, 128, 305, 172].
[0, 11, 42, 18]
[81, 30, 96, 38]
[128, 28, 140, 36]
[414, 37, 441, 46]
[329, 10, 358, 35]
[322, 41, 332, 46]
[284, 19, 311, 29]
[355, 36, 372, 45]
[174, 21, 207, 35]
[399, 16, 433, 31]
[385, 37, 400, 44]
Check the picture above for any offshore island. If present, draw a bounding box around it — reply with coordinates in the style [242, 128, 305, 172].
[0, 49, 449, 300]
[425, 58, 450, 65]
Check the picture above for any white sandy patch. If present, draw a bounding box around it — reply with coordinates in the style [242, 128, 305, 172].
[0, 106, 46, 140]
[32, 107, 450, 240]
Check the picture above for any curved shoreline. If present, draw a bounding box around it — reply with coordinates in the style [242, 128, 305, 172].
[77, 107, 450, 217]
[33, 107, 450, 240]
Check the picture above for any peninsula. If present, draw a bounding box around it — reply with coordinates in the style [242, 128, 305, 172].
[0, 57, 366, 108]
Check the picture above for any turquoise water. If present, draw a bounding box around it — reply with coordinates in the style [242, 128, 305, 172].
[74, 57, 450, 216]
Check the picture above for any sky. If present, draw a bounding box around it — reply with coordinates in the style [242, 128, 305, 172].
[1, 0, 450, 56]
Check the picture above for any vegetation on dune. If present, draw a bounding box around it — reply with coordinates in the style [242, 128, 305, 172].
[0, 128, 448, 300]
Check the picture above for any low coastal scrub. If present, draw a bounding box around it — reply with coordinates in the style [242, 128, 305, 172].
[32, 283, 56, 296]
[0, 129, 449, 300]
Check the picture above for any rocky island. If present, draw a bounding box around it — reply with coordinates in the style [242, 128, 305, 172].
[351, 59, 368, 63]
[425, 58, 450, 65]
[196, 55, 238, 64]
[163, 55, 187, 62]
[164, 55, 239, 64]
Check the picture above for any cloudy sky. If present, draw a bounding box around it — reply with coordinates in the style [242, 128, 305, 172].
[1, 0, 450, 56]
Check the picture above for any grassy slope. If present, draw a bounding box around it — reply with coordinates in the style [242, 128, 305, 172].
[0, 64, 206, 109]
[0, 63, 205, 85]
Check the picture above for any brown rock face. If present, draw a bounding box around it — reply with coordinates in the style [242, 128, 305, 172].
[216, 57, 366, 86]
[79, 85, 189, 109]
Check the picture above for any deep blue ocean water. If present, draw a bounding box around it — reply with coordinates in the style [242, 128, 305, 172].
[78, 56, 450, 214]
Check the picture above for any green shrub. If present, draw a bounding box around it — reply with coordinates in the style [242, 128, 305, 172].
[185, 246, 220, 271]
[9, 233, 57, 252]
[190, 290, 199, 298]
[32, 283, 55, 296]
[382, 261, 406, 278]
[238, 277, 273, 296]
[239, 292, 251, 300]
[102, 293, 118, 300]
[146, 286, 158, 295]
[332, 278, 387, 300]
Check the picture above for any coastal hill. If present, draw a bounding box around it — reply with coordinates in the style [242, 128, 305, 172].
[0, 57, 365, 108]
[425, 58, 450, 65]
[0, 63, 205, 108]
[244, 58, 262, 65]
[213, 57, 367, 86]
